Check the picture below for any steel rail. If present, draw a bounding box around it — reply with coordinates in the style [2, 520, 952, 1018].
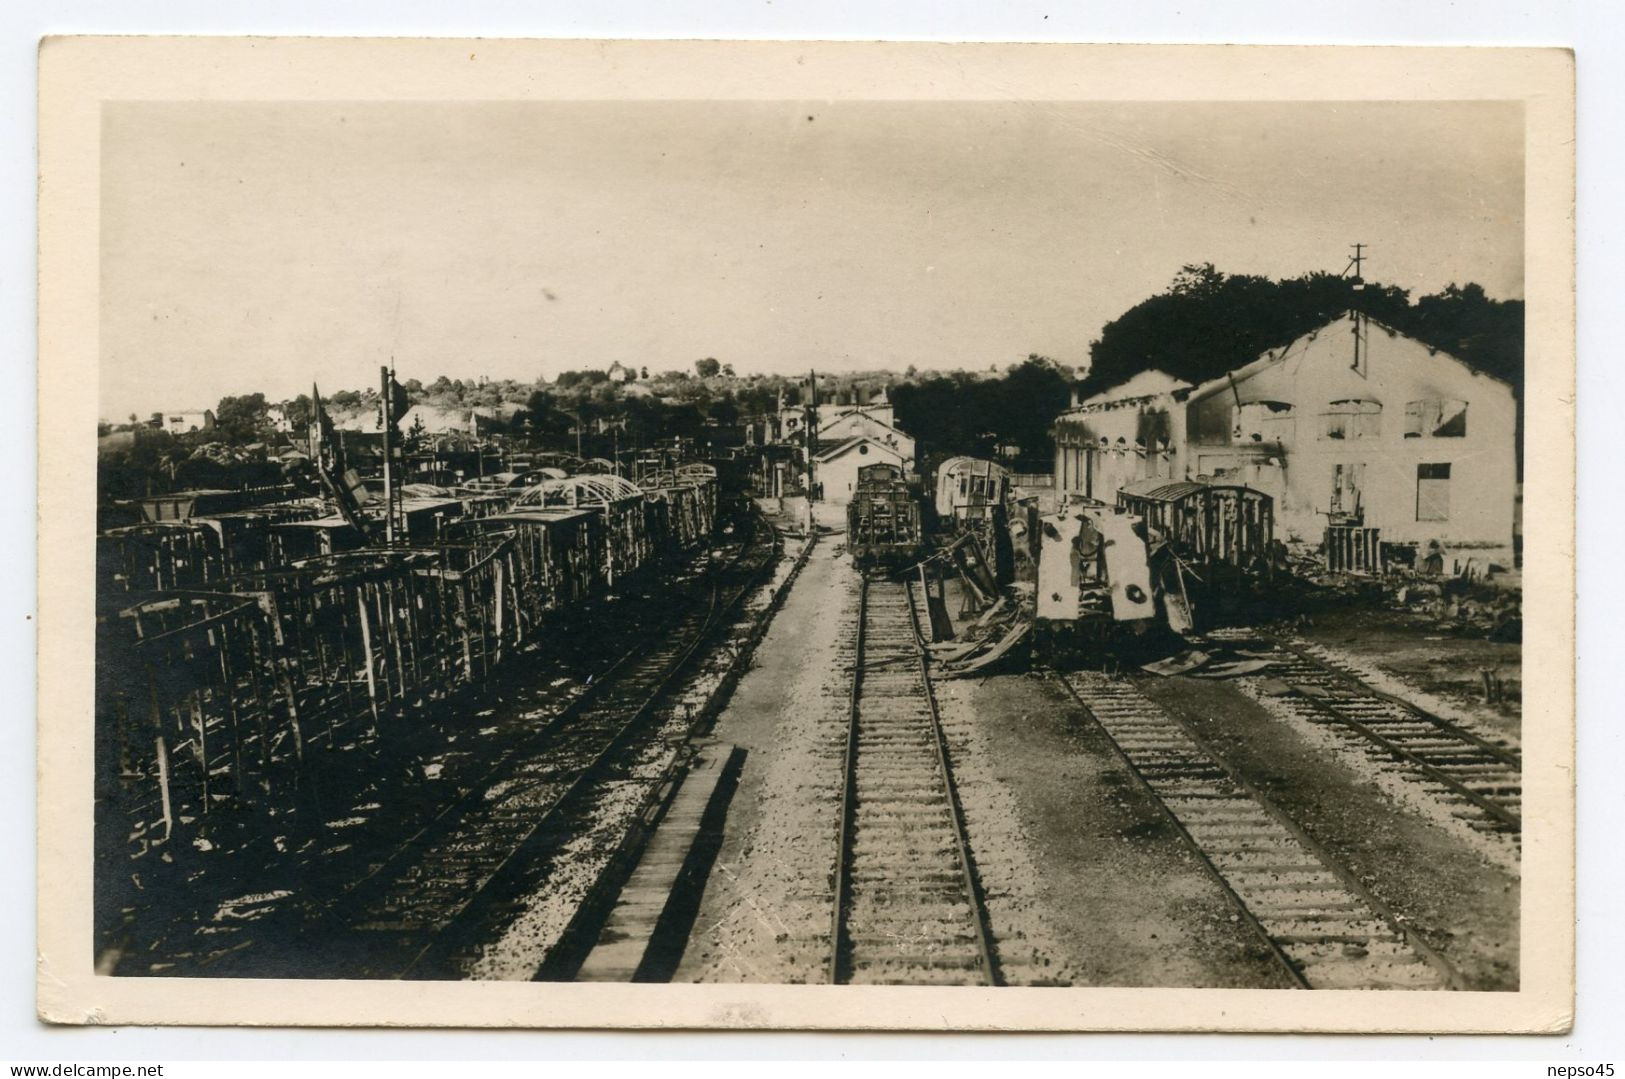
[829, 574, 998, 986]
[1267, 635, 1521, 769]
[902, 577, 1001, 987]
[1294, 698, 1521, 834]
[1258, 640, 1520, 833]
[395, 512, 781, 974]
[1048, 668, 1310, 990]
[1059, 668, 1465, 990]
[335, 513, 773, 944]
[827, 573, 867, 986]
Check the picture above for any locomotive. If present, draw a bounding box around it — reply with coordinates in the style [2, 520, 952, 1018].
[845, 462, 925, 571]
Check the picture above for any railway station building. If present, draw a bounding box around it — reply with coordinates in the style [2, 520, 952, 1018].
[1052, 312, 1518, 567]
[813, 435, 912, 506]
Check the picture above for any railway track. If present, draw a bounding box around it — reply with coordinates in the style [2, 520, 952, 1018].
[1206, 629, 1521, 839]
[1055, 669, 1458, 990]
[335, 514, 780, 975]
[829, 575, 998, 986]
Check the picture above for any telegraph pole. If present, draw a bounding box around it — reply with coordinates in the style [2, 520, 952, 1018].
[804, 369, 819, 534]
[1343, 244, 1369, 375]
[1344, 242, 1367, 284]
[804, 368, 818, 497]
[380, 364, 395, 545]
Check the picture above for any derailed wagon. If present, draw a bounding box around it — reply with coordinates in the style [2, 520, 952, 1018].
[1033, 478, 1275, 661]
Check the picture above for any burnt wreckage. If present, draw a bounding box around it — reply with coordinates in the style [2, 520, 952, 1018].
[95, 385, 723, 925]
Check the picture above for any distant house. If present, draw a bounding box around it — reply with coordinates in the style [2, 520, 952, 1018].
[161, 409, 215, 435]
[265, 405, 294, 433]
[1052, 312, 1517, 562]
[342, 403, 521, 436]
[607, 361, 637, 383]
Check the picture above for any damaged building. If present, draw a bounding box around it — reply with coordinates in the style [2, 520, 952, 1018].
[1053, 312, 1518, 569]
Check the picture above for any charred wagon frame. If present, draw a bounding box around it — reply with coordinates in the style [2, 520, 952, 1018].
[1115, 478, 1275, 630]
[96, 468, 721, 865]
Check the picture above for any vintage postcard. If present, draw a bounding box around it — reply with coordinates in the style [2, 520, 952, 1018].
[37, 38, 1574, 1031]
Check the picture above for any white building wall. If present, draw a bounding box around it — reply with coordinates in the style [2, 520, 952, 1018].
[818, 410, 915, 459]
[1182, 316, 1517, 559]
[1051, 317, 1518, 563]
[1053, 398, 1187, 502]
[814, 440, 907, 506]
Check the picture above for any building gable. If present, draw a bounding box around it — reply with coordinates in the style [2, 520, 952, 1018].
[814, 435, 906, 465]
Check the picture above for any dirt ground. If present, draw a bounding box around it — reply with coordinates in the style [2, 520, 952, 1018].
[1139, 674, 1520, 990]
[678, 545, 1296, 987]
[954, 669, 1298, 988]
[677, 536, 847, 983]
[1287, 605, 1522, 740]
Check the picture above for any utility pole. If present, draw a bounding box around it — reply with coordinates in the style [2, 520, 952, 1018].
[804, 368, 818, 498]
[804, 369, 818, 534]
[380, 364, 395, 545]
[1343, 244, 1370, 376]
[1344, 242, 1367, 285]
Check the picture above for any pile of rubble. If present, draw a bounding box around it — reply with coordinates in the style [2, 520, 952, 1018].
[1271, 540, 1522, 643]
[925, 584, 1033, 679]
[1389, 573, 1522, 642]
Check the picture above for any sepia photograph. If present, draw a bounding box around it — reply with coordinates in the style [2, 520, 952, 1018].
[36, 38, 1576, 1031]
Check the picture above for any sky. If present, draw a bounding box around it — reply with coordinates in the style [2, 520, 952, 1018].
[99, 100, 1523, 422]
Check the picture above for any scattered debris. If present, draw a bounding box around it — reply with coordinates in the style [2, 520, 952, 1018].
[1141, 650, 1210, 677]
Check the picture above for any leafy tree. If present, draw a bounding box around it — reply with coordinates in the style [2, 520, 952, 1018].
[991, 356, 1074, 460]
[556, 369, 609, 392]
[695, 357, 721, 379]
[708, 395, 741, 427]
[524, 388, 568, 439]
[214, 392, 268, 442]
[281, 394, 313, 431]
[1082, 264, 1510, 400]
[404, 414, 429, 451]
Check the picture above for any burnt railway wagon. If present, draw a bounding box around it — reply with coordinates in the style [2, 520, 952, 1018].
[95, 464, 724, 863]
[1035, 479, 1276, 659]
[637, 464, 720, 550]
[98, 501, 329, 594]
[931, 456, 1015, 584]
[846, 462, 924, 570]
[1114, 478, 1274, 574]
[1115, 478, 1275, 627]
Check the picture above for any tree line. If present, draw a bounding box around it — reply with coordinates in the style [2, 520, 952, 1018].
[1082, 264, 1523, 402]
[103, 264, 1523, 477]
